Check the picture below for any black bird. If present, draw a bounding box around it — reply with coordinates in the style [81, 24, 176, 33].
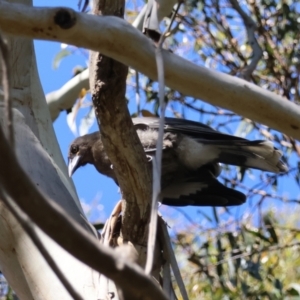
[68, 117, 287, 207]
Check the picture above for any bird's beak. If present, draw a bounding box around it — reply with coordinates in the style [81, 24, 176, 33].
[68, 155, 81, 177]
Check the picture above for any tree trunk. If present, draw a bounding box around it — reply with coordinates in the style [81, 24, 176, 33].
[0, 0, 100, 299]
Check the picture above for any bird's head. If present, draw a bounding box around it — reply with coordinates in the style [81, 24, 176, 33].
[68, 132, 100, 177]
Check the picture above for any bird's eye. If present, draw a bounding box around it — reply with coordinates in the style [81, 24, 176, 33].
[70, 145, 79, 154]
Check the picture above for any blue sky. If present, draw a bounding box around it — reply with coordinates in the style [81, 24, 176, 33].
[32, 0, 299, 229]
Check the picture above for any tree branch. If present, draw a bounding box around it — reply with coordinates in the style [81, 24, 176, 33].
[89, 0, 152, 250]
[145, 3, 181, 274]
[0, 123, 168, 300]
[0, 3, 299, 138]
[0, 190, 84, 300]
[46, 2, 178, 122]
[46, 68, 89, 121]
[229, 0, 263, 80]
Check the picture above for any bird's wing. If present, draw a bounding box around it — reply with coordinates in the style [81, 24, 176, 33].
[133, 117, 287, 173]
[133, 117, 245, 141]
[160, 167, 246, 207]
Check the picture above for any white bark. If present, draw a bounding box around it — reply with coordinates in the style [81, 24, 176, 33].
[0, 1, 100, 299]
[155, 0, 178, 23]
[0, 2, 299, 139]
[46, 1, 177, 122]
[46, 68, 89, 121]
[143, 0, 178, 33]
[132, 4, 147, 31]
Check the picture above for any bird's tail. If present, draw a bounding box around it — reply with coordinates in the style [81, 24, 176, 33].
[213, 140, 287, 173]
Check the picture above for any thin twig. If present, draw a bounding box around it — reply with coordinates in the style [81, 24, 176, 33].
[162, 253, 179, 300]
[0, 32, 14, 149]
[229, 0, 263, 80]
[159, 217, 189, 300]
[145, 1, 182, 275]
[78, 0, 89, 12]
[135, 70, 141, 115]
[0, 189, 84, 300]
[214, 241, 300, 266]
[162, 262, 172, 296]
[99, 200, 122, 299]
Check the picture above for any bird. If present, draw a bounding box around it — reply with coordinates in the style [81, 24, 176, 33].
[68, 117, 287, 207]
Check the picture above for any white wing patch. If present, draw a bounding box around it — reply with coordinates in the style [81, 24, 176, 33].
[176, 136, 219, 169]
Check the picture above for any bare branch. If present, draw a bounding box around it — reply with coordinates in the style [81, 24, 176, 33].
[46, 68, 89, 121]
[145, 2, 182, 275]
[0, 3, 299, 138]
[46, 4, 147, 122]
[89, 0, 152, 256]
[229, 0, 263, 80]
[159, 217, 189, 300]
[132, 4, 148, 31]
[214, 241, 300, 267]
[0, 123, 168, 300]
[0, 190, 84, 300]
[143, 0, 178, 41]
